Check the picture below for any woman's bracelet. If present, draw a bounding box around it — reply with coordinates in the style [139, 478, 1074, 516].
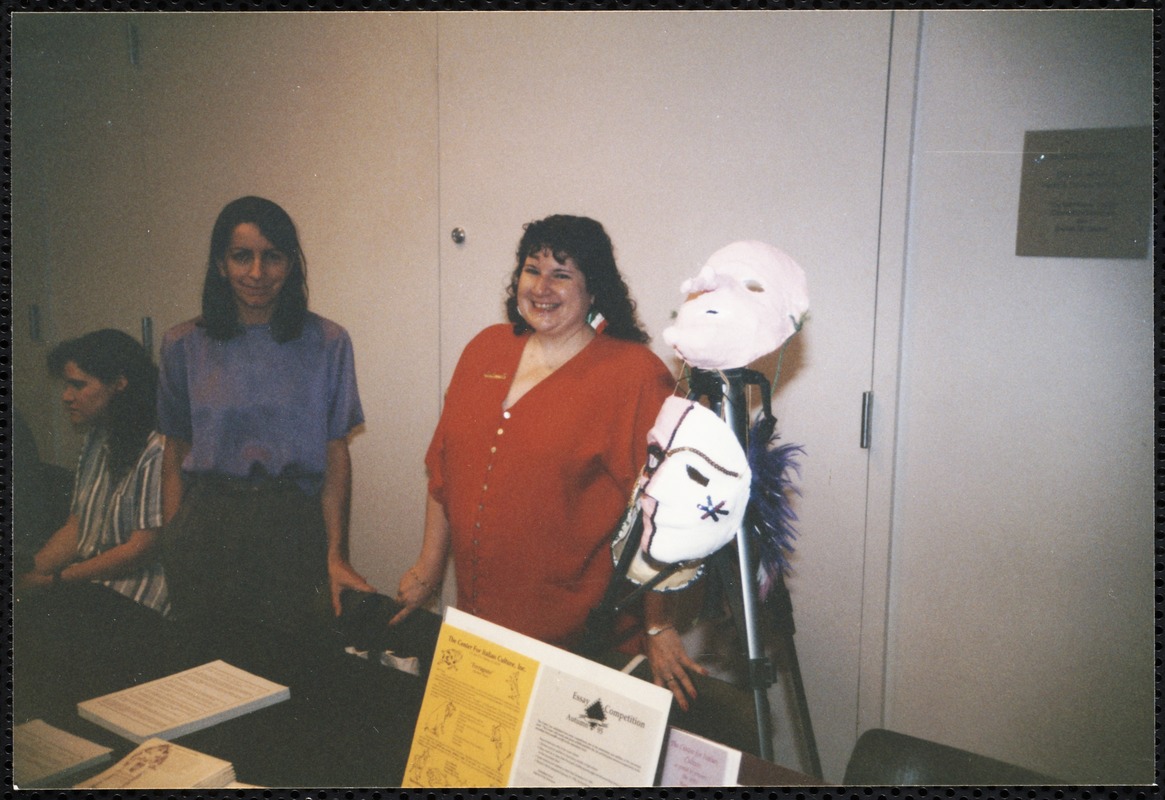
[409, 568, 437, 593]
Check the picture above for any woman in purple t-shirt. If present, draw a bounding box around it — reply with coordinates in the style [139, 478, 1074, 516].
[157, 196, 373, 636]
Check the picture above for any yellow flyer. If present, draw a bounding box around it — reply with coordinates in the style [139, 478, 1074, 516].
[403, 618, 537, 786]
[403, 608, 672, 788]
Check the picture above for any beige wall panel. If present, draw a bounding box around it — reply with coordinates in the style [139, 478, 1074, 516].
[13, 15, 145, 461]
[886, 10, 1154, 782]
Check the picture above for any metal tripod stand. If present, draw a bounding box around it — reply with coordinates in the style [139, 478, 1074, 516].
[687, 367, 822, 777]
[578, 368, 821, 775]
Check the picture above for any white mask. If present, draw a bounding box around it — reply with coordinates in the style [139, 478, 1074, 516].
[613, 397, 751, 590]
[663, 240, 809, 370]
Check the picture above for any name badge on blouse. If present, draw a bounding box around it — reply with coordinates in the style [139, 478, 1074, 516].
[483, 372, 508, 380]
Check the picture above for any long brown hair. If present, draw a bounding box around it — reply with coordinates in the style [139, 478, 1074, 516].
[505, 215, 649, 344]
[47, 329, 157, 479]
[200, 196, 309, 343]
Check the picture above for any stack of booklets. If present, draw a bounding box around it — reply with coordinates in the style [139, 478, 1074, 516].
[76, 659, 289, 742]
[75, 738, 239, 789]
[15, 659, 288, 788]
[13, 719, 113, 788]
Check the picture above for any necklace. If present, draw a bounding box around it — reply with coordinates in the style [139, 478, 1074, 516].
[504, 326, 595, 410]
[531, 326, 594, 372]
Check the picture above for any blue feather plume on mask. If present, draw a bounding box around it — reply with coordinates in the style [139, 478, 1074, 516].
[747, 414, 804, 600]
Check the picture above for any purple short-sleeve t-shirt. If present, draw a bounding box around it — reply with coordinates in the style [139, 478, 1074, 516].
[157, 312, 364, 494]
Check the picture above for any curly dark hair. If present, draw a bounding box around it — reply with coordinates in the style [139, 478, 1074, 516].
[505, 215, 649, 344]
[47, 329, 158, 480]
[200, 196, 308, 343]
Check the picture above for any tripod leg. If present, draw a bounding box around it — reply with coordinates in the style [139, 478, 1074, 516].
[734, 521, 778, 764]
[765, 572, 823, 779]
[709, 543, 775, 762]
[686, 367, 819, 771]
[710, 544, 823, 775]
[776, 629, 823, 779]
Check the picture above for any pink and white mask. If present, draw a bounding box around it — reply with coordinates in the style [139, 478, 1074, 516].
[663, 240, 809, 370]
[614, 397, 752, 590]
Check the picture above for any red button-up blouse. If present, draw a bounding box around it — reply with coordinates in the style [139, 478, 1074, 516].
[426, 324, 675, 649]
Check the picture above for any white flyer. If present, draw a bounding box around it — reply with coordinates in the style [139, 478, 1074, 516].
[403, 607, 672, 788]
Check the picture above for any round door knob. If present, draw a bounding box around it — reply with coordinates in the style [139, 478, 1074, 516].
[451, 227, 466, 244]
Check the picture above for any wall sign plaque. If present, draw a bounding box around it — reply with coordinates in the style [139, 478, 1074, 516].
[1016, 126, 1151, 259]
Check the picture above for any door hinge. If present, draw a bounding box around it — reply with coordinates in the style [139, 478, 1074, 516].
[860, 391, 873, 449]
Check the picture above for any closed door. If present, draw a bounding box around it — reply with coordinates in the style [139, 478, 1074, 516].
[437, 11, 894, 779]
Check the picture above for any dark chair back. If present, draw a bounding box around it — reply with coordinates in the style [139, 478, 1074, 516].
[844, 728, 1058, 785]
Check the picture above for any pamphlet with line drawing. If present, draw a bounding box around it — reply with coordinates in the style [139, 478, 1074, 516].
[403, 608, 671, 788]
[74, 738, 236, 789]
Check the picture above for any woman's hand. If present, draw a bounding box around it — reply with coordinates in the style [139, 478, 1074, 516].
[14, 570, 54, 597]
[320, 439, 375, 615]
[390, 563, 441, 626]
[327, 556, 375, 617]
[391, 495, 451, 626]
[645, 626, 709, 712]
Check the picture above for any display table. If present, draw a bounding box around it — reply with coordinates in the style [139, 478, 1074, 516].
[11, 583, 817, 787]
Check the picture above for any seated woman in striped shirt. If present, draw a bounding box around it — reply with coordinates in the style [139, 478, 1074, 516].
[15, 329, 169, 615]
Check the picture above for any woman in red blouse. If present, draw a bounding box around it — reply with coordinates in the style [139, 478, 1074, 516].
[393, 215, 708, 709]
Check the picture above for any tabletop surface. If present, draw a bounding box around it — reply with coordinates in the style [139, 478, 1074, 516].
[11, 583, 818, 788]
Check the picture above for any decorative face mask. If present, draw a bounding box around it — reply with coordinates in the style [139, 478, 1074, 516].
[613, 397, 752, 590]
[662, 240, 809, 370]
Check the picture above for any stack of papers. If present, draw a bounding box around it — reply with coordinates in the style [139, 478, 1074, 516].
[13, 719, 113, 788]
[76, 659, 289, 743]
[75, 738, 236, 789]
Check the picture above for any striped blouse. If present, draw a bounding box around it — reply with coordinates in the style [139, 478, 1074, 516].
[71, 429, 169, 615]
